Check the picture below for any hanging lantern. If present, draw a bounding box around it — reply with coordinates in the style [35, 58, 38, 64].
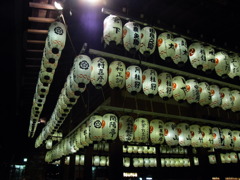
[103, 15, 122, 46]
[221, 128, 233, 150]
[36, 79, 50, 98]
[46, 139, 53, 149]
[185, 79, 200, 104]
[212, 127, 222, 148]
[108, 60, 126, 89]
[198, 82, 211, 106]
[80, 123, 89, 147]
[102, 113, 118, 141]
[176, 123, 191, 146]
[90, 57, 108, 89]
[64, 79, 81, 102]
[188, 42, 206, 70]
[88, 115, 103, 141]
[122, 22, 141, 53]
[84, 122, 93, 145]
[164, 122, 179, 146]
[209, 85, 222, 108]
[172, 76, 186, 102]
[118, 115, 134, 142]
[208, 155, 217, 164]
[157, 32, 175, 62]
[158, 72, 172, 100]
[39, 66, 55, 85]
[142, 69, 158, 97]
[228, 53, 240, 80]
[133, 117, 149, 143]
[201, 126, 213, 148]
[231, 90, 240, 112]
[67, 73, 86, 95]
[220, 87, 233, 110]
[232, 130, 240, 151]
[215, 51, 230, 79]
[172, 37, 188, 66]
[149, 119, 164, 144]
[126, 65, 142, 95]
[43, 45, 62, 64]
[42, 52, 59, 71]
[139, 27, 157, 56]
[202, 46, 215, 73]
[190, 124, 203, 147]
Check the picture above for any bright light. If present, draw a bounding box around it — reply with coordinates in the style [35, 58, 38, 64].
[54, 1, 63, 10]
[146, 178, 152, 180]
[84, 0, 101, 5]
[23, 158, 28, 162]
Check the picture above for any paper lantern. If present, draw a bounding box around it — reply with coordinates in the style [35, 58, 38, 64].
[64, 80, 81, 103]
[209, 85, 222, 108]
[125, 65, 142, 95]
[215, 51, 230, 79]
[90, 57, 108, 89]
[172, 76, 186, 102]
[142, 69, 158, 97]
[133, 117, 149, 143]
[190, 124, 203, 147]
[139, 27, 157, 56]
[208, 154, 217, 164]
[188, 42, 206, 70]
[149, 119, 164, 144]
[46, 139, 52, 149]
[185, 79, 200, 104]
[220, 87, 233, 110]
[212, 127, 222, 148]
[103, 15, 122, 46]
[39, 66, 54, 84]
[176, 123, 191, 146]
[157, 32, 175, 62]
[198, 82, 211, 106]
[42, 52, 59, 71]
[172, 37, 188, 66]
[67, 73, 86, 95]
[231, 90, 240, 112]
[158, 72, 172, 100]
[202, 46, 215, 73]
[228, 53, 240, 80]
[102, 113, 118, 141]
[72, 55, 92, 88]
[74, 129, 84, 149]
[122, 22, 141, 53]
[43, 45, 62, 63]
[89, 115, 103, 141]
[164, 122, 179, 146]
[232, 130, 240, 151]
[230, 152, 238, 163]
[61, 87, 78, 106]
[108, 60, 126, 89]
[201, 126, 213, 148]
[84, 122, 93, 145]
[118, 115, 134, 142]
[36, 79, 50, 98]
[221, 128, 233, 150]
[80, 123, 89, 147]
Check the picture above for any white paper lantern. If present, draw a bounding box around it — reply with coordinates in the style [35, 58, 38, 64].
[39, 66, 55, 84]
[125, 65, 142, 95]
[139, 27, 157, 56]
[149, 119, 164, 144]
[198, 82, 211, 106]
[142, 69, 158, 97]
[215, 51, 230, 79]
[42, 52, 59, 71]
[67, 73, 86, 95]
[36, 79, 50, 98]
[102, 113, 118, 141]
[108, 60, 126, 89]
[190, 124, 203, 147]
[80, 123, 89, 146]
[212, 127, 222, 148]
[46, 139, 52, 149]
[176, 123, 191, 146]
[43, 45, 62, 64]
[202, 46, 215, 73]
[103, 15, 122, 46]
[122, 22, 141, 53]
[118, 115, 134, 142]
[172, 76, 186, 102]
[188, 42, 206, 70]
[64, 80, 80, 103]
[164, 122, 179, 146]
[201, 126, 213, 148]
[227, 53, 240, 80]
[230, 152, 238, 163]
[185, 79, 200, 104]
[232, 130, 240, 151]
[208, 154, 217, 164]
[220, 87, 233, 110]
[90, 57, 108, 89]
[172, 37, 188, 66]
[221, 128, 233, 150]
[158, 72, 172, 100]
[133, 117, 149, 143]
[88, 115, 103, 141]
[231, 90, 240, 112]
[209, 85, 222, 108]
[84, 122, 93, 145]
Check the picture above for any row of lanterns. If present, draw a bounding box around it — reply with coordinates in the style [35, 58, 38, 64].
[161, 158, 191, 167]
[103, 14, 240, 80]
[28, 21, 66, 137]
[220, 152, 240, 164]
[123, 145, 156, 154]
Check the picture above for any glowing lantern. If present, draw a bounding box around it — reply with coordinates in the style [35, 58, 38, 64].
[118, 115, 134, 142]
[198, 82, 211, 106]
[232, 130, 240, 151]
[149, 119, 164, 144]
[108, 60, 126, 89]
[88, 115, 103, 141]
[46, 139, 52, 149]
[103, 15, 122, 46]
[215, 51, 230, 79]
[157, 32, 175, 62]
[102, 113, 118, 141]
[172, 76, 186, 102]
[220, 87, 233, 110]
[133, 117, 149, 143]
[190, 124, 203, 147]
[231, 90, 240, 112]
[84, 122, 93, 145]
[67, 73, 86, 95]
[80, 123, 89, 147]
[212, 127, 222, 148]
[188, 42, 206, 70]
[158, 72, 172, 100]
[209, 85, 222, 108]
[43, 45, 62, 63]
[125, 65, 142, 95]
[172, 37, 188, 66]
[36, 79, 50, 98]
[123, 22, 141, 53]
[221, 129, 233, 150]
[64, 79, 80, 103]
[42, 52, 59, 71]
[164, 122, 179, 146]
[39, 66, 55, 84]
[201, 126, 213, 148]
[185, 79, 200, 104]
[228, 53, 240, 80]
[176, 123, 191, 146]
[139, 27, 157, 56]
[208, 155, 217, 164]
[90, 57, 108, 89]
[202, 46, 215, 73]
[142, 69, 158, 97]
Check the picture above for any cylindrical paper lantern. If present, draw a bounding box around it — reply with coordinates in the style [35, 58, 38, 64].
[125, 65, 142, 95]
[164, 122, 179, 146]
[221, 128, 233, 150]
[158, 72, 172, 100]
[43, 45, 62, 65]
[188, 42, 206, 70]
[133, 117, 149, 143]
[118, 115, 134, 142]
[212, 127, 222, 148]
[232, 130, 240, 151]
[176, 123, 191, 146]
[198, 82, 211, 106]
[172, 76, 186, 102]
[172, 37, 188, 66]
[202, 46, 215, 73]
[42, 53, 59, 71]
[102, 113, 118, 140]
[139, 27, 157, 56]
[142, 69, 158, 97]
[36, 79, 50, 98]
[220, 87, 233, 110]
[149, 119, 164, 144]
[190, 124, 203, 147]
[67, 73, 86, 95]
[215, 51, 230, 79]
[201, 126, 213, 148]
[108, 60, 126, 89]
[228, 53, 240, 80]
[39, 66, 54, 84]
[209, 85, 222, 108]
[46, 139, 52, 149]
[185, 79, 200, 104]
[208, 154, 217, 164]
[88, 115, 103, 141]
[231, 90, 240, 112]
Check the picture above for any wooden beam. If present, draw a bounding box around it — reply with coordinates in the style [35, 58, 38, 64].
[27, 40, 45, 44]
[26, 49, 43, 53]
[26, 57, 42, 61]
[27, 29, 48, 34]
[28, 17, 55, 23]
[25, 65, 41, 68]
[29, 2, 57, 10]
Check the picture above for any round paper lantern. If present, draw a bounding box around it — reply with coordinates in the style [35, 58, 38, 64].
[215, 51, 230, 79]
[209, 85, 222, 108]
[74, 128, 84, 149]
[201, 126, 213, 148]
[231, 90, 240, 112]
[208, 154, 217, 164]
[149, 119, 164, 144]
[133, 117, 149, 143]
[118, 115, 134, 142]
[188, 42, 206, 70]
[176, 123, 191, 146]
[43, 45, 62, 64]
[90, 57, 108, 89]
[232, 130, 240, 151]
[212, 127, 222, 148]
[198, 82, 211, 106]
[190, 124, 203, 147]
[39, 66, 54, 84]
[64, 80, 81, 103]
[102, 113, 118, 141]
[172, 37, 188, 66]
[172, 76, 186, 102]
[80, 123, 89, 146]
[202, 46, 215, 73]
[61, 87, 78, 106]
[46, 139, 52, 149]
[142, 69, 158, 97]
[221, 128, 233, 150]
[88, 115, 103, 141]
[122, 22, 141, 53]
[220, 87, 233, 110]
[103, 15, 122, 46]
[228, 53, 240, 80]
[42, 52, 59, 71]
[67, 73, 86, 95]
[158, 72, 172, 100]
[36, 79, 50, 98]
[185, 79, 200, 104]
[84, 122, 93, 145]
[108, 60, 126, 89]
[125, 65, 142, 95]
[72, 55, 92, 88]
[230, 152, 238, 163]
[139, 27, 157, 56]
[164, 122, 179, 146]
[157, 32, 175, 62]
